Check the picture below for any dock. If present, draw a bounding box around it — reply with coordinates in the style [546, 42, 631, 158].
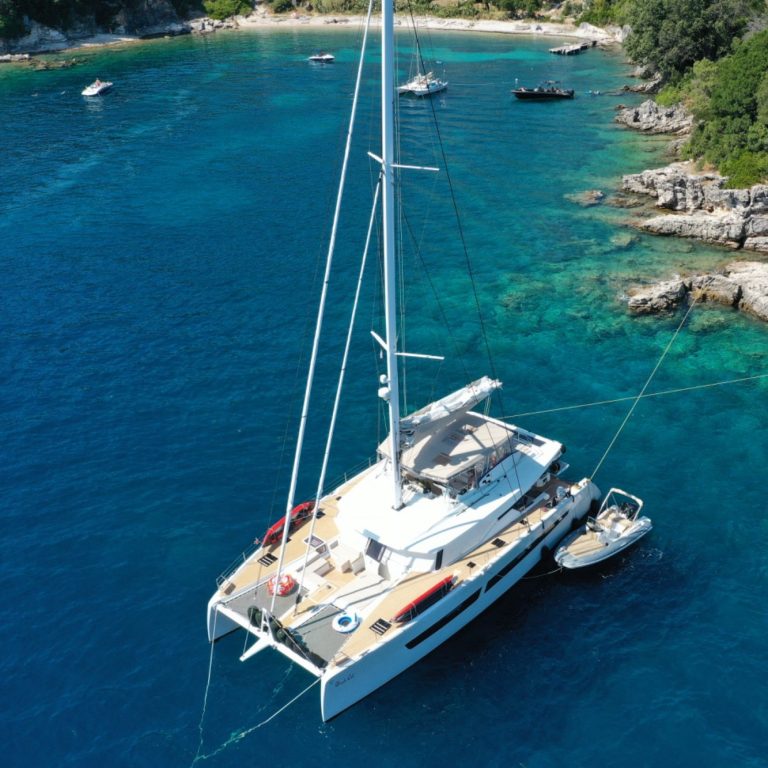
[549, 41, 596, 55]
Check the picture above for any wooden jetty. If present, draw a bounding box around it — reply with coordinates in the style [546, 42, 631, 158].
[549, 41, 596, 55]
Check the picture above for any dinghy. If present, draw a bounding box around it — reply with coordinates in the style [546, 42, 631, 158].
[555, 488, 651, 569]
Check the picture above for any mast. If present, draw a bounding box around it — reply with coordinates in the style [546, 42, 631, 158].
[380, 0, 403, 509]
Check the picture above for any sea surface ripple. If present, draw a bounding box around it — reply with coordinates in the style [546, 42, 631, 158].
[1, 27, 766, 768]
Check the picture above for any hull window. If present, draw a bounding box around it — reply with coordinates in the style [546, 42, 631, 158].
[366, 538, 386, 562]
[485, 511, 568, 591]
[405, 589, 481, 649]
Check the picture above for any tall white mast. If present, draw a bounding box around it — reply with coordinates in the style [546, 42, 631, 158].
[380, 0, 403, 509]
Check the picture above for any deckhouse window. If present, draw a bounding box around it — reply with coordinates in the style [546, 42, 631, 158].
[435, 550, 443, 570]
[366, 538, 386, 562]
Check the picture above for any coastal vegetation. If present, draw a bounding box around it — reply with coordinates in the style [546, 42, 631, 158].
[578, 0, 768, 186]
[204, 0, 251, 20]
[677, 30, 768, 187]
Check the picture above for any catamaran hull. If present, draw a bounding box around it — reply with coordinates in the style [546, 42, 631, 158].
[319, 482, 597, 720]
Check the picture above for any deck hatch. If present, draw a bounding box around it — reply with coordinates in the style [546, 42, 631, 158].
[485, 512, 568, 592]
[371, 619, 392, 636]
[492, 538, 506, 548]
[258, 552, 278, 566]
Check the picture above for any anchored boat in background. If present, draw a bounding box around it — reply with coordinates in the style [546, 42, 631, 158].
[398, 70, 448, 96]
[512, 81, 574, 100]
[206, 0, 601, 721]
[81, 78, 113, 96]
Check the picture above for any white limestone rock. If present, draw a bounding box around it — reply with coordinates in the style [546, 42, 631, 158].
[5, 22, 69, 53]
[725, 261, 768, 321]
[688, 274, 741, 307]
[622, 162, 721, 212]
[640, 212, 746, 247]
[627, 280, 688, 314]
[615, 100, 693, 134]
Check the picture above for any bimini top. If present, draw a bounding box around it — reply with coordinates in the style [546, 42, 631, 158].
[379, 377, 517, 484]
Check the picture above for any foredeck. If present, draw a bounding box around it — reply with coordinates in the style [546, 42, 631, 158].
[215, 467, 372, 602]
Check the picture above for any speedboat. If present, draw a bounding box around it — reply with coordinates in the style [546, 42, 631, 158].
[397, 71, 447, 97]
[554, 488, 651, 569]
[512, 81, 574, 100]
[309, 52, 335, 63]
[81, 79, 113, 96]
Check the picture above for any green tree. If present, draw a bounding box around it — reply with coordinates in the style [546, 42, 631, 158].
[0, 0, 25, 38]
[624, 0, 752, 82]
[685, 30, 768, 185]
[579, 0, 631, 25]
[203, 0, 252, 19]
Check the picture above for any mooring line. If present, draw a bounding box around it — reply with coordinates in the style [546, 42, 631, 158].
[193, 610, 218, 765]
[502, 373, 768, 420]
[191, 677, 321, 764]
[590, 298, 699, 481]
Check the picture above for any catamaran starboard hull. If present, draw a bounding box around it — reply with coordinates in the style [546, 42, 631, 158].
[319, 481, 597, 720]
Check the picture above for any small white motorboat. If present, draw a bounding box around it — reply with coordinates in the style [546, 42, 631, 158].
[397, 71, 447, 97]
[308, 52, 335, 63]
[555, 488, 651, 569]
[81, 79, 113, 96]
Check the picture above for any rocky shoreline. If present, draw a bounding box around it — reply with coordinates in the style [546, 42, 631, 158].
[627, 262, 768, 323]
[615, 99, 692, 135]
[613, 99, 768, 325]
[6, 9, 766, 326]
[622, 160, 768, 251]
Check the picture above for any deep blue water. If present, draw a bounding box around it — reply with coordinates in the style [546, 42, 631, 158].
[2, 26, 767, 768]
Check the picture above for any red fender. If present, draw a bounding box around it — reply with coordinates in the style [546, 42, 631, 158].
[392, 575, 455, 624]
[262, 501, 315, 547]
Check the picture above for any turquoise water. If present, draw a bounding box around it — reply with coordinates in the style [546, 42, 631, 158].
[2, 27, 767, 767]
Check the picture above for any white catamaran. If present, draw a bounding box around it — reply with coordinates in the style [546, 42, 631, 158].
[206, 1, 601, 721]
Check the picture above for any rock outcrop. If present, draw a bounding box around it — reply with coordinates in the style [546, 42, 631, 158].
[0, 1, 188, 54]
[566, 189, 605, 206]
[1, 22, 70, 54]
[615, 99, 692, 134]
[113, 0, 183, 36]
[641, 212, 746, 247]
[627, 261, 768, 322]
[626, 279, 688, 314]
[622, 161, 768, 252]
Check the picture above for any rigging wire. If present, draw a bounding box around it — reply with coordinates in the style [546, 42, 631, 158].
[265, 12, 372, 533]
[590, 297, 699, 481]
[269, 0, 375, 613]
[404, 0, 497, 383]
[405, 0, 525, 499]
[294, 178, 382, 606]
